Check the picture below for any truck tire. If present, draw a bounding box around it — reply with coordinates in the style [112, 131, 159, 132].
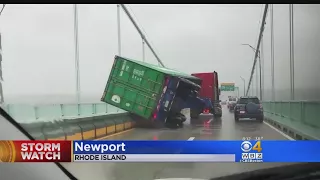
[166, 122, 179, 129]
[190, 109, 200, 119]
[165, 112, 184, 129]
[176, 112, 187, 122]
[214, 113, 222, 118]
[174, 116, 184, 128]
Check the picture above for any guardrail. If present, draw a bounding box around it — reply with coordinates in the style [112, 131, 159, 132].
[20, 113, 134, 140]
[2, 102, 191, 140]
[2, 103, 125, 123]
[262, 101, 320, 140]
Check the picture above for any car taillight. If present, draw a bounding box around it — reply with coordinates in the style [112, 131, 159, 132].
[203, 109, 209, 113]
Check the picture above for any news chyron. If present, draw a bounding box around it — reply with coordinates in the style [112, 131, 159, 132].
[73, 142, 127, 162]
[240, 141, 263, 163]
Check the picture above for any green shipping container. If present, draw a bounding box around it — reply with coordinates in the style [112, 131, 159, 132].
[101, 55, 199, 119]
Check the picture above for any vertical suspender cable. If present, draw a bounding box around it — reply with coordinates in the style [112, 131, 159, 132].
[120, 4, 165, 67]
[289, 4, 295, 100]
[73, 4, 81, 104]
[270, 4, 275, 101]
[117, 4, 121, 56]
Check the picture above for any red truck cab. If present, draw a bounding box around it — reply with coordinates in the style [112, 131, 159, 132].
[190, 71, 222, 118]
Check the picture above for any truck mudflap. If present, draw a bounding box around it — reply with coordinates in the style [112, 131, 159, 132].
[212, 101, 222, 117]
[190, 98, 217, 118]
[184, 97, 213, 112]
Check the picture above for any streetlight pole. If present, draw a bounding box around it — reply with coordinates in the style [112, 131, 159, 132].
[240, 76, 245, 96]
[236, 87, 240, 97]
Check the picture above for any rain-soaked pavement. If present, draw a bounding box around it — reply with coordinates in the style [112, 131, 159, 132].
[63, 106, 294, 180]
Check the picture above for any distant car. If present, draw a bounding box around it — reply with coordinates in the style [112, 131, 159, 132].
[227, 97, 237, 111]
[221, 100, 227, 105]
[234, 96, 264, 122]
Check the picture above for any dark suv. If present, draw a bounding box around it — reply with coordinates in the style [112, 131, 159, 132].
[234, 96, 263, 122]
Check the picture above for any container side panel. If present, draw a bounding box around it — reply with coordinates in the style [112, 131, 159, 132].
[117, 56, 200, 81]
[111, 57, 165, 95]
[103, 81, 157, 119]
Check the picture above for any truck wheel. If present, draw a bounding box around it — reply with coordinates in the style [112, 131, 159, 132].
[175, 116, 184, 128]
[214, 113, 222, 118]
[190, 114, 199, 119]
[177, 113, 187, 122]
[166, 122, 178, 129]
[190, 110, 200, 119]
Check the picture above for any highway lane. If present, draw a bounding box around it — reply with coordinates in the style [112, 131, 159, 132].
[63, 106, 294, 180]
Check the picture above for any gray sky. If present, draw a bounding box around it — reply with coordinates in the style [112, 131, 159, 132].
[0, 4, 263, 97]
[1, 4, 319, 101]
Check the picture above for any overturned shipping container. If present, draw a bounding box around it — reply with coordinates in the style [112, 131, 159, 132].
[101, 56, 202, 128]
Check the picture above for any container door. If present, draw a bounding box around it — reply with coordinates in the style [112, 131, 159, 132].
[102, 81, 157, 119]
[101, 56, 167, 119]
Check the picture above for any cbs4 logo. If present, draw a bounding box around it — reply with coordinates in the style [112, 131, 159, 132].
[241, 141, 262, 152]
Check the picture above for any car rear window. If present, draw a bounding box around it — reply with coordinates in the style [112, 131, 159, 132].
[239, 98, 260, 104]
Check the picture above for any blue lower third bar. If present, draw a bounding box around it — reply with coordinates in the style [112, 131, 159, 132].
[72, 154, 236, 162]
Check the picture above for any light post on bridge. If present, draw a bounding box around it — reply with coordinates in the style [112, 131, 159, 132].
[241, 44, 262, 100]
[240, 76, 245, 96]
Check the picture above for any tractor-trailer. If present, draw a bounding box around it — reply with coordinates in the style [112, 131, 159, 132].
[101, 56, 208, 128]
[190, 72, 222, 118]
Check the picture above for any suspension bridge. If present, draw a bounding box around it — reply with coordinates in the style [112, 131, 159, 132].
[0, 4, 320, 179]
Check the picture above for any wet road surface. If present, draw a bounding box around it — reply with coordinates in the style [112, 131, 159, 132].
[63, 106, 294, 180]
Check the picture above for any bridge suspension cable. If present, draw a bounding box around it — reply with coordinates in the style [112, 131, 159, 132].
[246, 4, 269, 96]
[0, 4, 5, 16]
[119, 4, 165, 67]
[0, 4, 6, 104]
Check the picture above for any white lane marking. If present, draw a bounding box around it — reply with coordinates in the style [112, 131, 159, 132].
[188, 137, 195, 141]
[263, 121, 295, 141]
[207, 118, 213, 123]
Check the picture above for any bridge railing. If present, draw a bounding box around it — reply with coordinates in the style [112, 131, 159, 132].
[2, 103, 126, 123]
[262, 101, 320, 140]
